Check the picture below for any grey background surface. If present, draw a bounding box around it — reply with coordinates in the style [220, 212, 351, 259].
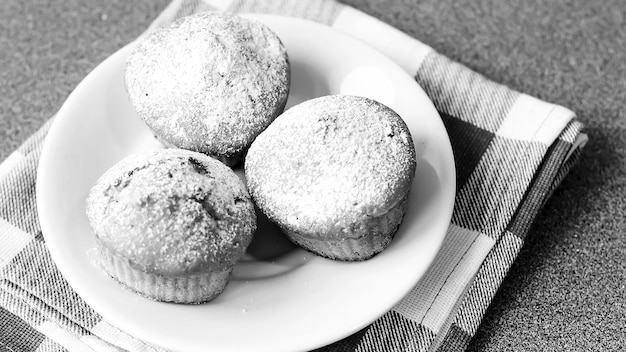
[1, 0, 624, 350]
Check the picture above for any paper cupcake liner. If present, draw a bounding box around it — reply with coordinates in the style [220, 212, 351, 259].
[88, 246, 232, 304]
[284, 194, 410, 261]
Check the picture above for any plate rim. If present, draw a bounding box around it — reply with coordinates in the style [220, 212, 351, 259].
[36, 13, 456, 352]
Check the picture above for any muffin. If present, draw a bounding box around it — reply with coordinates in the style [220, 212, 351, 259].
[85, 149, 256, 303]
[245, 95, 416, 261]
[124, 12, 290, 166]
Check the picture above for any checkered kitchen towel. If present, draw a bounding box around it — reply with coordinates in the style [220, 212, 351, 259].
[1, 0, 587, 351]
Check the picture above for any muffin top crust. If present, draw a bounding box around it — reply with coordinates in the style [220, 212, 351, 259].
[245, 95, 416, 235]
[86, 149, 256, 276]
[124, 12, 290, 160]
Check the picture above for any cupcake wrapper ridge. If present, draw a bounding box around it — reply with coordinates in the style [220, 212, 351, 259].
[88, 246, 232, 304]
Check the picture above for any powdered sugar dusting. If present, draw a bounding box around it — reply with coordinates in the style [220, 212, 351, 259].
[245, 95, 416, 236]
[86, 149, 256, 276]
[124, 12, 290, 164]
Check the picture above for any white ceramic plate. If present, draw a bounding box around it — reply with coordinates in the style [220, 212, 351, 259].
[37, 14, 455, 352]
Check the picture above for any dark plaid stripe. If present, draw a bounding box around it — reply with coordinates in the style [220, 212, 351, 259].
[316, 310, 435, 352]
[509, 121, 583, 241]
[354, 310, 436, 352]
[415, 52, 518, 132]
[0, 306, 46, 352]
[547, 122, 585, 197]
[436, 323, 471, 352]
[450, 231, 522, 343]
[0, 287, 46, 331]
[453, 136, 547, 239]
[419, 51, 553, 240]
[440, 113, 495, 192]
[1, 242, 101, 334]
[230, 0, 344, 25]
[506, 128, 579, 240]
[441, 122, 583, 349]
[0, 150, 42, 238]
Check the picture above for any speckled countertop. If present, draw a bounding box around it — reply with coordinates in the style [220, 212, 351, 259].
[1, 0, 624, 350]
